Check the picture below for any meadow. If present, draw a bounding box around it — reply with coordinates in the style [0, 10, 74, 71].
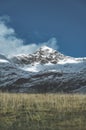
[0, 93, 86, 130]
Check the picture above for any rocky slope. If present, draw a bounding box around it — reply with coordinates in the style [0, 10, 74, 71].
[0, 46, 86, 93]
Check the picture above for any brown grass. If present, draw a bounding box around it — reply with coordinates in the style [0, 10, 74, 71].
[0, 93, 86, 130]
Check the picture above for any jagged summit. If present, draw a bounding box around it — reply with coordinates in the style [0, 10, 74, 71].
[34, 45, 57, 56]
[38, 45, 56, 53]
[11, 46, 66, 65]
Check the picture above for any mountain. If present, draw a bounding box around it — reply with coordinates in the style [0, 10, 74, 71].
[0, 46, 86, 93]
[11, 46, 66, 65]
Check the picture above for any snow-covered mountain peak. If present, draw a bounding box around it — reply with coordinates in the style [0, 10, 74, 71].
[10, 46, 67, 65]
[39, 45, 55, 53]
[35, 45, 58, 55]
[7, 46, 86, 72]
[34, 46, 66, 61]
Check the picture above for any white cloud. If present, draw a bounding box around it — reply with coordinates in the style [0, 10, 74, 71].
[0, 16, 59, 57]
[42, 37, 59, 50]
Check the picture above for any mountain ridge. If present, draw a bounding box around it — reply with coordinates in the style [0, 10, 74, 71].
[0, 46, 86, 93]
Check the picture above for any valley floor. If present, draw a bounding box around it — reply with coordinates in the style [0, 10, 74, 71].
[0, 93, 86, 130]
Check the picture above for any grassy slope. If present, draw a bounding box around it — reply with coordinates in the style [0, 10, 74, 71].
[0, 93, 86, 130]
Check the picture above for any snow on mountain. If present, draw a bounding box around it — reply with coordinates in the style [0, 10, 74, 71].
[10, 46, 86, 73]
[10, 46, 66, 65]
[0, 46, 86, 93]
[0, 54, 9, 63]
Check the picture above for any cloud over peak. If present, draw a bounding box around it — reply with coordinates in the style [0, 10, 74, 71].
[0, 16, 59, 57]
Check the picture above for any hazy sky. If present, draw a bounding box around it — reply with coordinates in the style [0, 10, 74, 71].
[0, 0, 86, 57]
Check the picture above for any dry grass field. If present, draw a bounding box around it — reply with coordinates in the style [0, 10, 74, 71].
[0, 93, 86, 130]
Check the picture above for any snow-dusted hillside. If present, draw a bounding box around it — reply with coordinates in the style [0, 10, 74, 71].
[0, 46, 86, 93]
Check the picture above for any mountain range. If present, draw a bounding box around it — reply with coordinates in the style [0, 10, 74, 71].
[0, 46, 86, 93]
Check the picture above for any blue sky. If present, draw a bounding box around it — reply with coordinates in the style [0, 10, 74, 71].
[0, 0, 86, 57]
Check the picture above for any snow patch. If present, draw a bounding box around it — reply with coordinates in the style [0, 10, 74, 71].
[58, 59, 81, 64]
[0, 59, 9, 63]
[40, 45, 55, 53]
